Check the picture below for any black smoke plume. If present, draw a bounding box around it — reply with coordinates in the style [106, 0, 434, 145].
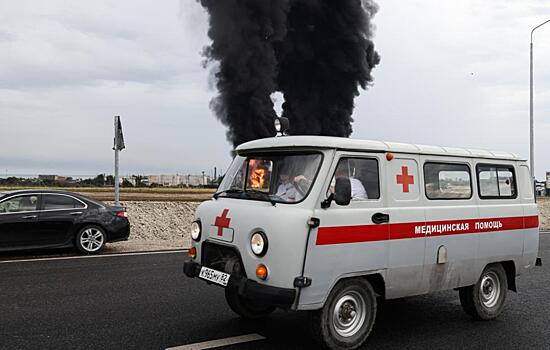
[198, 0, 289, 148]
[277, 0, 380, 137]
[198, 0, 379, 147]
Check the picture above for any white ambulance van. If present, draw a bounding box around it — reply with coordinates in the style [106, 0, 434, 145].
[184, 134, 540, 350]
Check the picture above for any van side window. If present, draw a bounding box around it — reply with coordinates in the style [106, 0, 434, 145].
[328, 158, 380, 200]
[477, 164, 517, 199]
[424, 163, 472, 199]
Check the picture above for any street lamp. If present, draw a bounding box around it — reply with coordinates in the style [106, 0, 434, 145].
[530, 19, 550, 186]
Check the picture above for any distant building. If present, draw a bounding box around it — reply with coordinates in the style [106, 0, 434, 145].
[38, 175, 68, 182]
[147, 174, 210, 187]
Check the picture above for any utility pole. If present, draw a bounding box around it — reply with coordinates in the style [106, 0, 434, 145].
[113, 116, 125, 206]
[529, 19, 550, 189]
[114, 117, 120, 206]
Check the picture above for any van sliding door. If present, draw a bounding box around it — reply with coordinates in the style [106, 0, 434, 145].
[420, 158, 479, 292]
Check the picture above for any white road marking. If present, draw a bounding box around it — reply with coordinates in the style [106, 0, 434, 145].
[0, 249, 187, 264]
[166, 334, 266, 350]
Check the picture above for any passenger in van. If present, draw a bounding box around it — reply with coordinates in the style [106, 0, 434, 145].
[330, 163, 368, 200]
[350, 178, 368, 200]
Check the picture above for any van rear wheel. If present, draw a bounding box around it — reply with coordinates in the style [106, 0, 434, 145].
[459, 263, 507, 320]
[224, 285, 275, 319]
[309, 278, 376, 350]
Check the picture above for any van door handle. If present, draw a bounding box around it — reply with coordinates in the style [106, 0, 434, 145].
[372, 213, 389, 224]
[70, 212, 83, 216]
[21, 215, 38, 219]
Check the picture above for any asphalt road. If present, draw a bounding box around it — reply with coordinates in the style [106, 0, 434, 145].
[1, 235, 549, 350]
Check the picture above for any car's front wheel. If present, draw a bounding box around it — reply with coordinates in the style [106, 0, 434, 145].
[76, 225, 106, 254]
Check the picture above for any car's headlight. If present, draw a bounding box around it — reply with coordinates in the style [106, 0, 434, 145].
[191, 221, 201, 241]
[251, 232, 268, 257]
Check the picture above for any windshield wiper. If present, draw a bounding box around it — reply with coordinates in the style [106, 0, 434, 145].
[213, 189, 244, 199]
[246, 190, 277, 206]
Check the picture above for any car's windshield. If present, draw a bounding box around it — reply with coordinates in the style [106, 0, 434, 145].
[217, 153, 323, 204]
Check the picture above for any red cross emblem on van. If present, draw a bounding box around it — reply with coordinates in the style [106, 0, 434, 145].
[396, 166, 414, 192]
[214, 209, 231, 236]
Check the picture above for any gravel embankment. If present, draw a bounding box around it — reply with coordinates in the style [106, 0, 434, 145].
[106, 198, 550, 253]
[105, 201, 200, 253]
[537, 197, 550, 231]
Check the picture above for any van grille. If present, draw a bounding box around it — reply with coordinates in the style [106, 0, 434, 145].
[201, 242, 246, 278]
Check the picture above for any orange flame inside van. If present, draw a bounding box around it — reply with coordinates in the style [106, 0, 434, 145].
[249, 160, 266, 188]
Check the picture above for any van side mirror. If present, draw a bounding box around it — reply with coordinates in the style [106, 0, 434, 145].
[334, 177, 352, 206]
[321, 177, 352, 209]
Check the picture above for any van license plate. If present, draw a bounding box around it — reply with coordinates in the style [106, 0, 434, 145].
[199, 267, 231, 287]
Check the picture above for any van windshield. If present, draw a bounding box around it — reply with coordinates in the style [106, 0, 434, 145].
[216, 153, 322, 204]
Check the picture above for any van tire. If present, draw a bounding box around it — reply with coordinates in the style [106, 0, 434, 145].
[459, 264, 508, 320]
[224, 285, 275, 319]
[309, 278, 376, 350]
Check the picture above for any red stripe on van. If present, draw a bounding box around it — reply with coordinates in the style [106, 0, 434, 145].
[524, 215, 539, 229]
[315, 225, 389, 245]
[316, 215, 539, 246]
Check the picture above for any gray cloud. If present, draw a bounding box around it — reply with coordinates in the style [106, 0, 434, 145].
[0, 0, 549, 179]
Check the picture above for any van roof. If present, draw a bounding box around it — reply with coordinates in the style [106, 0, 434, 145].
[236, 136, 524, 161]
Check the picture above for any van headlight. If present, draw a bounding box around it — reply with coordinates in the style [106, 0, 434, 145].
[191, 221, 201, 241]
[251, 232, 268, 257]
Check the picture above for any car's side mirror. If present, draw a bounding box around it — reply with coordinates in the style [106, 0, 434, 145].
[334, 177, 352, 206]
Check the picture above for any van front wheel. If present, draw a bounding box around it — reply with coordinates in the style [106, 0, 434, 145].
[459, 263, 508, 320]
[224, 285, 275, 319]
[309, 279, 377, 350]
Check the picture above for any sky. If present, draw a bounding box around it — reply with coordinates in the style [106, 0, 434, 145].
[0, 0, 549, 179]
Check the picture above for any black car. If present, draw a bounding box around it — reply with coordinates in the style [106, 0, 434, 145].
[0, 190, 130, 254]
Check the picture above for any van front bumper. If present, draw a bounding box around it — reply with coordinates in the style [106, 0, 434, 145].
[183, 261, 296, 309]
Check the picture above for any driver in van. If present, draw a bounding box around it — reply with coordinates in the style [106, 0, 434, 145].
[275, 169, 303, 202]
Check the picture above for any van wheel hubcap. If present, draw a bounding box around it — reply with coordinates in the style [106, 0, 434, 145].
[480, 271, 500, 308]
[80, 228, 104, 252]
[332, 291, 366, 337]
